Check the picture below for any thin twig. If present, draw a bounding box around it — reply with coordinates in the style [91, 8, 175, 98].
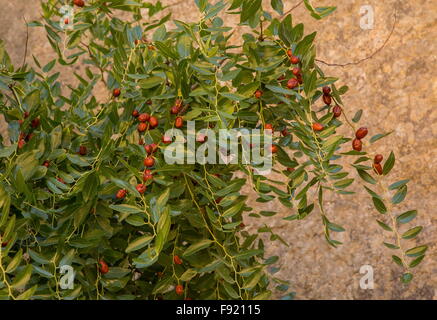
[316, 5, 398, 67]
[21, 16, 29, 69]
[281, 1, 304, 17]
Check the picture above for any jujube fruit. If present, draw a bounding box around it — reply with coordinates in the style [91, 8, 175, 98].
[322, 95, 332, 105]
[116, 189, 127, 199]
[136, 184, 147, 194]
[355, 127, 368, 139]
[74, 0, 85, 7]
[312, 123, 324, 131]
[149, 116, 158, 128]
[374, 154, 383, 164]
[254, 90, 263, 99]
[138, 122, 147, 132]
[112, 88, 121, 97]
[290, 56, 300, 64]
[332, 105, 342, 118]
[79, 145, 87, 156]
[175, 284, 184, 296]
[175, 116, 183, 128]
[144, 157, 155, 167]
[173, 255, 183, 265]
[322, 86, 331, 95]
[287, 78, 298, 89]
[98, 260, 109, 274]
[138, 113, 150, 122]
[352, 138, 362, 151]
[373, 163, 383, 175]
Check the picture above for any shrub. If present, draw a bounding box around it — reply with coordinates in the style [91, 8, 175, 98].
[0, 0, 427, 300]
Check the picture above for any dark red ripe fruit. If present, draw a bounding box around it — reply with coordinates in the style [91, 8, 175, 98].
[64, 18, 69, 25]
[57, 177, 65, 184]
[74, 0, 85, 7]
[374, 154, 383, 164]
[138, 122, 148, 132]
[352, 138, 362, 151]
[23, 111, 30, 119]
[322, 86, 331, 95]
[112, 88, 121, 98]
[297, 75, 303, 84]
[264, 123, 273, 131]
[43, 161, 50, 168]
[139, 139, 144, 145]
[79, 145, 87, 156]
[132, 110, 139, 117]
[281, 128, 289, 136]
[144, 157, 155, 167]
[290, 56, 300, 64]
[162, 135, 172, 144]
[136, 184, 147, 194]
[150, 143, 158, 152]
[175, 285, 184, 296]
[278, 75, 286, 81]
[175, 117, 183, 128]
[98, 260, 109, 274]
[286, 167, 295, 172]
[149, 116, 158, 128]
[287, 49, 292, 57]
[171, 106, 180, 115]
[322, 95, 332, 105]
[116, 189, 127, 199]
[373, 163, 383, 175]
[18, 139, 26, 149]
[144, 144, 153, 154]
[312, 123, 324, 131]
[175, 99, 183, 107]
[271, 145, 278, 153]
[355, 127, 368, 139]
[1, 241, 8, 248]
[255, 90, 263, 99]
[173, 255, 183, 265]
[31, 118, 40, 128]
[143, 170, 153, 181]
[292, 67, 301, 76]
[287, 78, 299, 89]
[333, 105, 342, 118]
[146, 100, 152, 105]
[138, 113, 150, 122]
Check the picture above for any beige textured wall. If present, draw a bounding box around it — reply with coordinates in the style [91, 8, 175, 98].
[1, 0, 435, 299]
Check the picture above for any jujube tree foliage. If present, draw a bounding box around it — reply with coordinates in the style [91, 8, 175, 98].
[0, 0, 427, 300]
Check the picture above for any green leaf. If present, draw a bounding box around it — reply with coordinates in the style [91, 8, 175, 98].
[15, 285, 37, 300]
[396, 210, 417, 224]
[155, 207, 170, 253]
[6, 249, 23, 273]
[391, 255, 403, 267]
[183, 239, 213, 257]
[392, 185, 407, 204]
[388, 179, 409, 190]
[11, 265, 33, 289]
[372, 197, 387, 214]
[109, 204, 142, 214]
[409, 255, 425, 268]
[223, 282, 240, 299]
[271, 0, 284, 15]
[376, 220, 392, 232]
[125, 235, 154, 253]
[370, 131, 393, 144]
[180, 269, 198, 282]
[401, 273, 413, 283]
[82, 172, 99, 202]
[402, 226, 422, 239]
[357, 169, 377, 184]
[352, 109, 362, 123]
[382, 151, 395, 175]
[383, 242, 399, 249]
[405, 245, 428, 257]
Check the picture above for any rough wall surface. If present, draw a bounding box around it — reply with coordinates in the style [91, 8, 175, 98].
[0, 0, 435, 299]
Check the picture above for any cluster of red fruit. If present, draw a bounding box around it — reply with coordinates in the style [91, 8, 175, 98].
[132, 110, 159, 133]
[321, 86, 342, 118]
[352, 127, 368, 152]
[17, 111, 40, 149]
[373, 154, 384, 175]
